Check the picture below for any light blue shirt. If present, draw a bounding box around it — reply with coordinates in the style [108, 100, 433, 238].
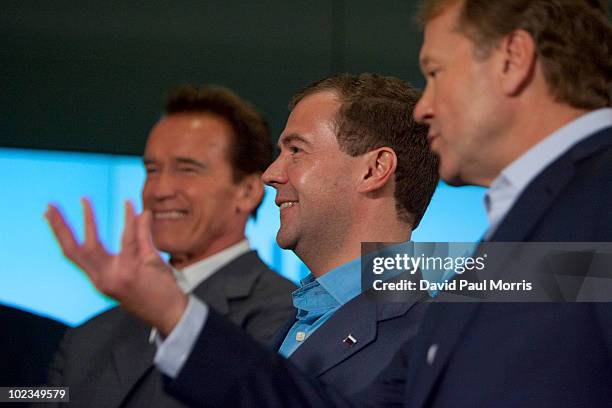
[485, 108, 612, 238]
[278, 258, 362, 357]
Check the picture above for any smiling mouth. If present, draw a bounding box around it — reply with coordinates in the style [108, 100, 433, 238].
[279, 201, 298, 210]
[153, 210, 187, 220]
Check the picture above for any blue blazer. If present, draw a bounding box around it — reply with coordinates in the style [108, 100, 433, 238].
[166, 280, 428, 406]
[271, 292, 427, 398]
[397, 126, 612, 408]
[165, 127, 612, 407]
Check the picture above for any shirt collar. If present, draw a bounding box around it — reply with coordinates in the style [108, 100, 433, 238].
[292, 255, 363, 312]
[173, 239, 251, 294]
[500, 108, 612, 194]
[315, 256, 363, 305]
[485, 108, 612, 237]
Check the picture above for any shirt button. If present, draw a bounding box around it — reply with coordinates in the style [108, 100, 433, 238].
[427, 344, 439, 365]
[296, 331, 307, 341]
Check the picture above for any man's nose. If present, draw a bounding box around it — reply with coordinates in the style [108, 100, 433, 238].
[150, 172, 176, 200]
[414, 86, 434, 123]
[262, 156, 287, 188]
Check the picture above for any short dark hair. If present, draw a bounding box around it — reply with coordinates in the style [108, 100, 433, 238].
[290, 73, 439, 229]
[164, 84, 274, 216]
[417, 0, 612, 109]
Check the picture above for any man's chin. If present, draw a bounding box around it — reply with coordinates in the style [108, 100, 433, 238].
[442, 175, 469, 187]
[275, 232, 296, 251]
[152, 238, 185, 256]
[438, 159, 469, 187]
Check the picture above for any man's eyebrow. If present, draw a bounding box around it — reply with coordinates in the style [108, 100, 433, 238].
[175, 157, 207, 168]
[278, 133, 311, 148]
[142, 157, 206, 168]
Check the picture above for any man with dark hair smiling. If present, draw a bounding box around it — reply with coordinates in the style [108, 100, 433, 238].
[45, 73, 440, 401]
[261, 75, 437, 395]
[45, 85, 295, 407]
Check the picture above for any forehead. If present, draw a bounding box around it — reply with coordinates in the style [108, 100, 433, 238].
[279, 91, 341, 145]
[419, 2, 465, 64]
[145, 113, 234, 160]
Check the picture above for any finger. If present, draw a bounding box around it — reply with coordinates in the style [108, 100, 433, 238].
[44, 204, 81, 262]
[81, 197, 101, 248]
[137, 209, 157, 258]
[120, 200, 138, 252]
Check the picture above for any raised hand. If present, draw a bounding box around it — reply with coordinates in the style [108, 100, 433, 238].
[45, 198, 187, 336]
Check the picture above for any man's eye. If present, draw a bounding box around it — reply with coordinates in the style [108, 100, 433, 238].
[427, 69, 438, 79]
[289, 146, 302, 154]
[145, 167, 157, 174]
[178, 167, 197, 173]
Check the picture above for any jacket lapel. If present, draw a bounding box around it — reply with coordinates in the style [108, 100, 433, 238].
[221, 251, 266, 300]
[491, 127, 612, 242]
[192, 276, 230, 316]
[489, 161, 575, 242]
[191, 251, 264, 316]
[289, 294, 416, 377]
[111, 314, 157, 406]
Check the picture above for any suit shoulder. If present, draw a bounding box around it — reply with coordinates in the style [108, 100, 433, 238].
[570, 142, 612, 217]
[254, 264, 297, 293]
[238, 251, 297, 294]
[577, 145, 612, 188]
[67, 306, 132, 339]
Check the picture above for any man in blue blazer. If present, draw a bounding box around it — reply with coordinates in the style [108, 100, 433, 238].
[395, 1, 612, 406]
[45, 73, 440, 400]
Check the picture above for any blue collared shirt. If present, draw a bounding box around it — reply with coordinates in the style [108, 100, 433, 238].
[278, 258, 362, 357]
[485, 108, 612, 238]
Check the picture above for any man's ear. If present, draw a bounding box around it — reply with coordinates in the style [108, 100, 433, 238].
[357, 147, 397, 193]
[497, 29, 537, 96]
[235, 173, 265, 215]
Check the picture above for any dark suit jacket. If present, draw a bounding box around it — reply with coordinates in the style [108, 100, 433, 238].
[0, 305, 67, 386]
[397, 126, 612, 408]
[165, 126, 612, 407]
[271, 291, 428, 398]
[48, 250, 295, 407]
[168, 292, 427, 407]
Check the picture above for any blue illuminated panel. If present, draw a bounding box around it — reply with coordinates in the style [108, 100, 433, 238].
[0, 148, 486, 326]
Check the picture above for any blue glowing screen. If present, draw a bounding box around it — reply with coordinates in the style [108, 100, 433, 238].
[0, 148, 487, 326]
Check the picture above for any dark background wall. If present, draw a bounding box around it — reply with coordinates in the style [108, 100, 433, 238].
[1, 0, 424, 155]
[2, 1, 611, 155]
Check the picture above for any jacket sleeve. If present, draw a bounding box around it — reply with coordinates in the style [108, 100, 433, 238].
[164, 309, 359, 408]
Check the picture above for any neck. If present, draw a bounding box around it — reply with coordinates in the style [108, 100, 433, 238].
[478, 100, 589, 187]
[169, 234, 246, 269]
[302, 217, 412, 278]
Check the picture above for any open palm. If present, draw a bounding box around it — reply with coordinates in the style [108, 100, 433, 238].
[45, 199, 187, 336]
